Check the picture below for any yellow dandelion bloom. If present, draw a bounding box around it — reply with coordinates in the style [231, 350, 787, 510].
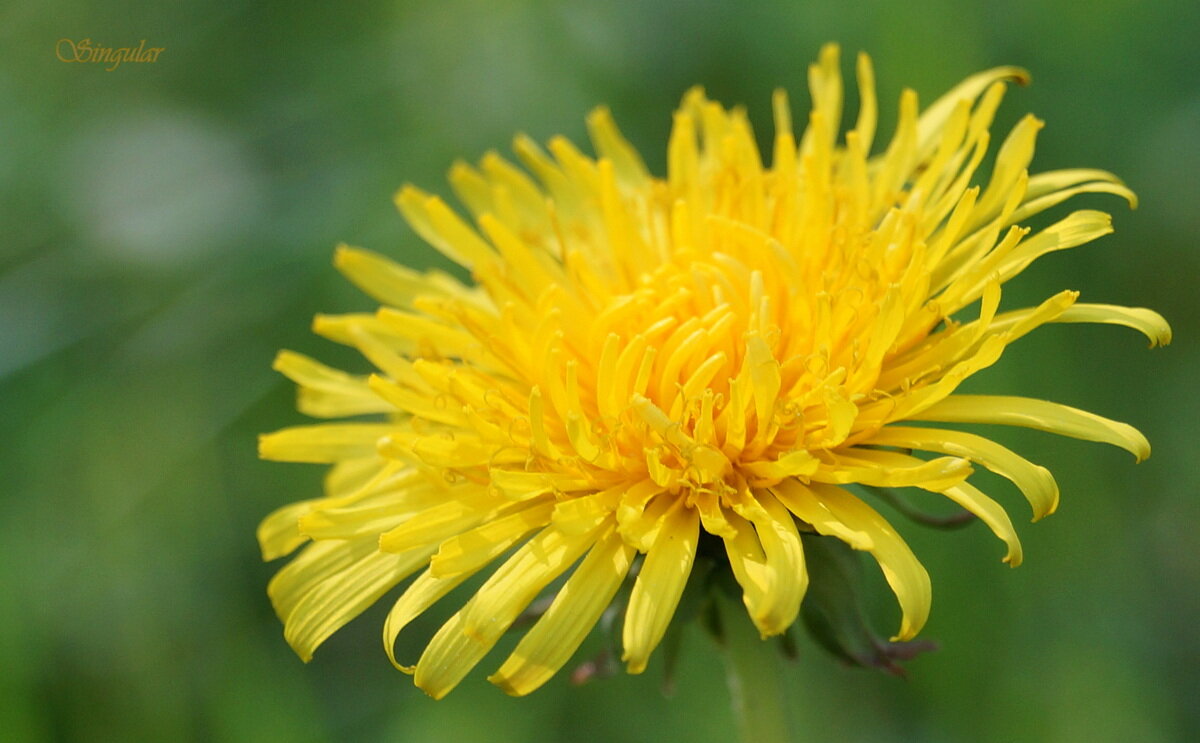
[259, 44, 1170, 698]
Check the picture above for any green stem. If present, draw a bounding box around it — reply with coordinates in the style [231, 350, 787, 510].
[715, 592, 792, 743]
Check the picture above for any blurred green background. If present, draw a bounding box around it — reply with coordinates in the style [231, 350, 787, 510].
[3, 0, 1197, 741]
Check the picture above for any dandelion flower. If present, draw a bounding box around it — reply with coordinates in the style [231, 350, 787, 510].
[259, 44, 1170, 698]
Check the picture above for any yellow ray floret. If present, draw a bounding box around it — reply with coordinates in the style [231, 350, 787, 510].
[259, 42, 1169, 697]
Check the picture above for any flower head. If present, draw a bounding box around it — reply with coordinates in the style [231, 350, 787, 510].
[259, 44, 1170, 698]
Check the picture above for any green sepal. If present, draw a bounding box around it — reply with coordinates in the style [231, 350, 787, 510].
[799, 533, 937, 675]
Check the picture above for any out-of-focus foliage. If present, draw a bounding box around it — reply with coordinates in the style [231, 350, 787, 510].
[2, 1, 1196, 740]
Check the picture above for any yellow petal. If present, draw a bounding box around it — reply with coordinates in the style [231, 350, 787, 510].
[383, 568, 474, 673]
[380, 431, 523, 469]
[801, 43, 843, 156]
[864, 449, 1022, 564]
[414, 524, 601, 699]
[429, 498, 555, 578]
[340, 326, 427, 388]
[367, 374, 468, 427]
[394, 187, 496, 270]
[1009, 169, 1137, 225]
[512, 134, 577, 209]
[668, 108, 700, 203]
[721, 509, 771, 620]
[1022, 168, 1133, 204]
[323, 455, 386, 499]
[616, 489, 676, 552]
[259, 424, 395, 463]
[987, 209, 1113, 290]
[479, 151, 549, 225]
[771, 88, 795, 173]
[739, 490, 807, 636]
[939, 482, 1023, 565]
[739, 449, 820, 483]
[489, 528, 635, 695]
[1053, 304, 1172, 348]
[258, 499, 319, 561]
[273, 350, 390, 418]
[283, 546, 433, 662]
[938, 290, 1077, 353]
[333, 244, 461, 308]
[311, 312, 414, 353]
[746, 333, 782, 436]
[912, 395, 1151, 462]
[378, 488, 497, 554]
[878, 334, 1007, 421]
[551, 485, 623, 534]
[878, 278, 1002, 391]
[316, 461, 419, 511]
[477, 214, 565, 304]
[447, 160, 493, 217]
[867, 425, 1059, 520]
[488, 468, 594, 500]
[587, 106, 650, 185]
[622, 502, 699, 673]
[376, 307, 484, 361]
[268, 539, 377, 623]
[773, 480, 930, 640]
[299, 498, 407, 541]
[853, 51, 878, 152]
[814, 449, 973, 491]
[870, 88, 917, 217]
[969, 113, 1041, 228]
[916, 65, 1029, 165]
